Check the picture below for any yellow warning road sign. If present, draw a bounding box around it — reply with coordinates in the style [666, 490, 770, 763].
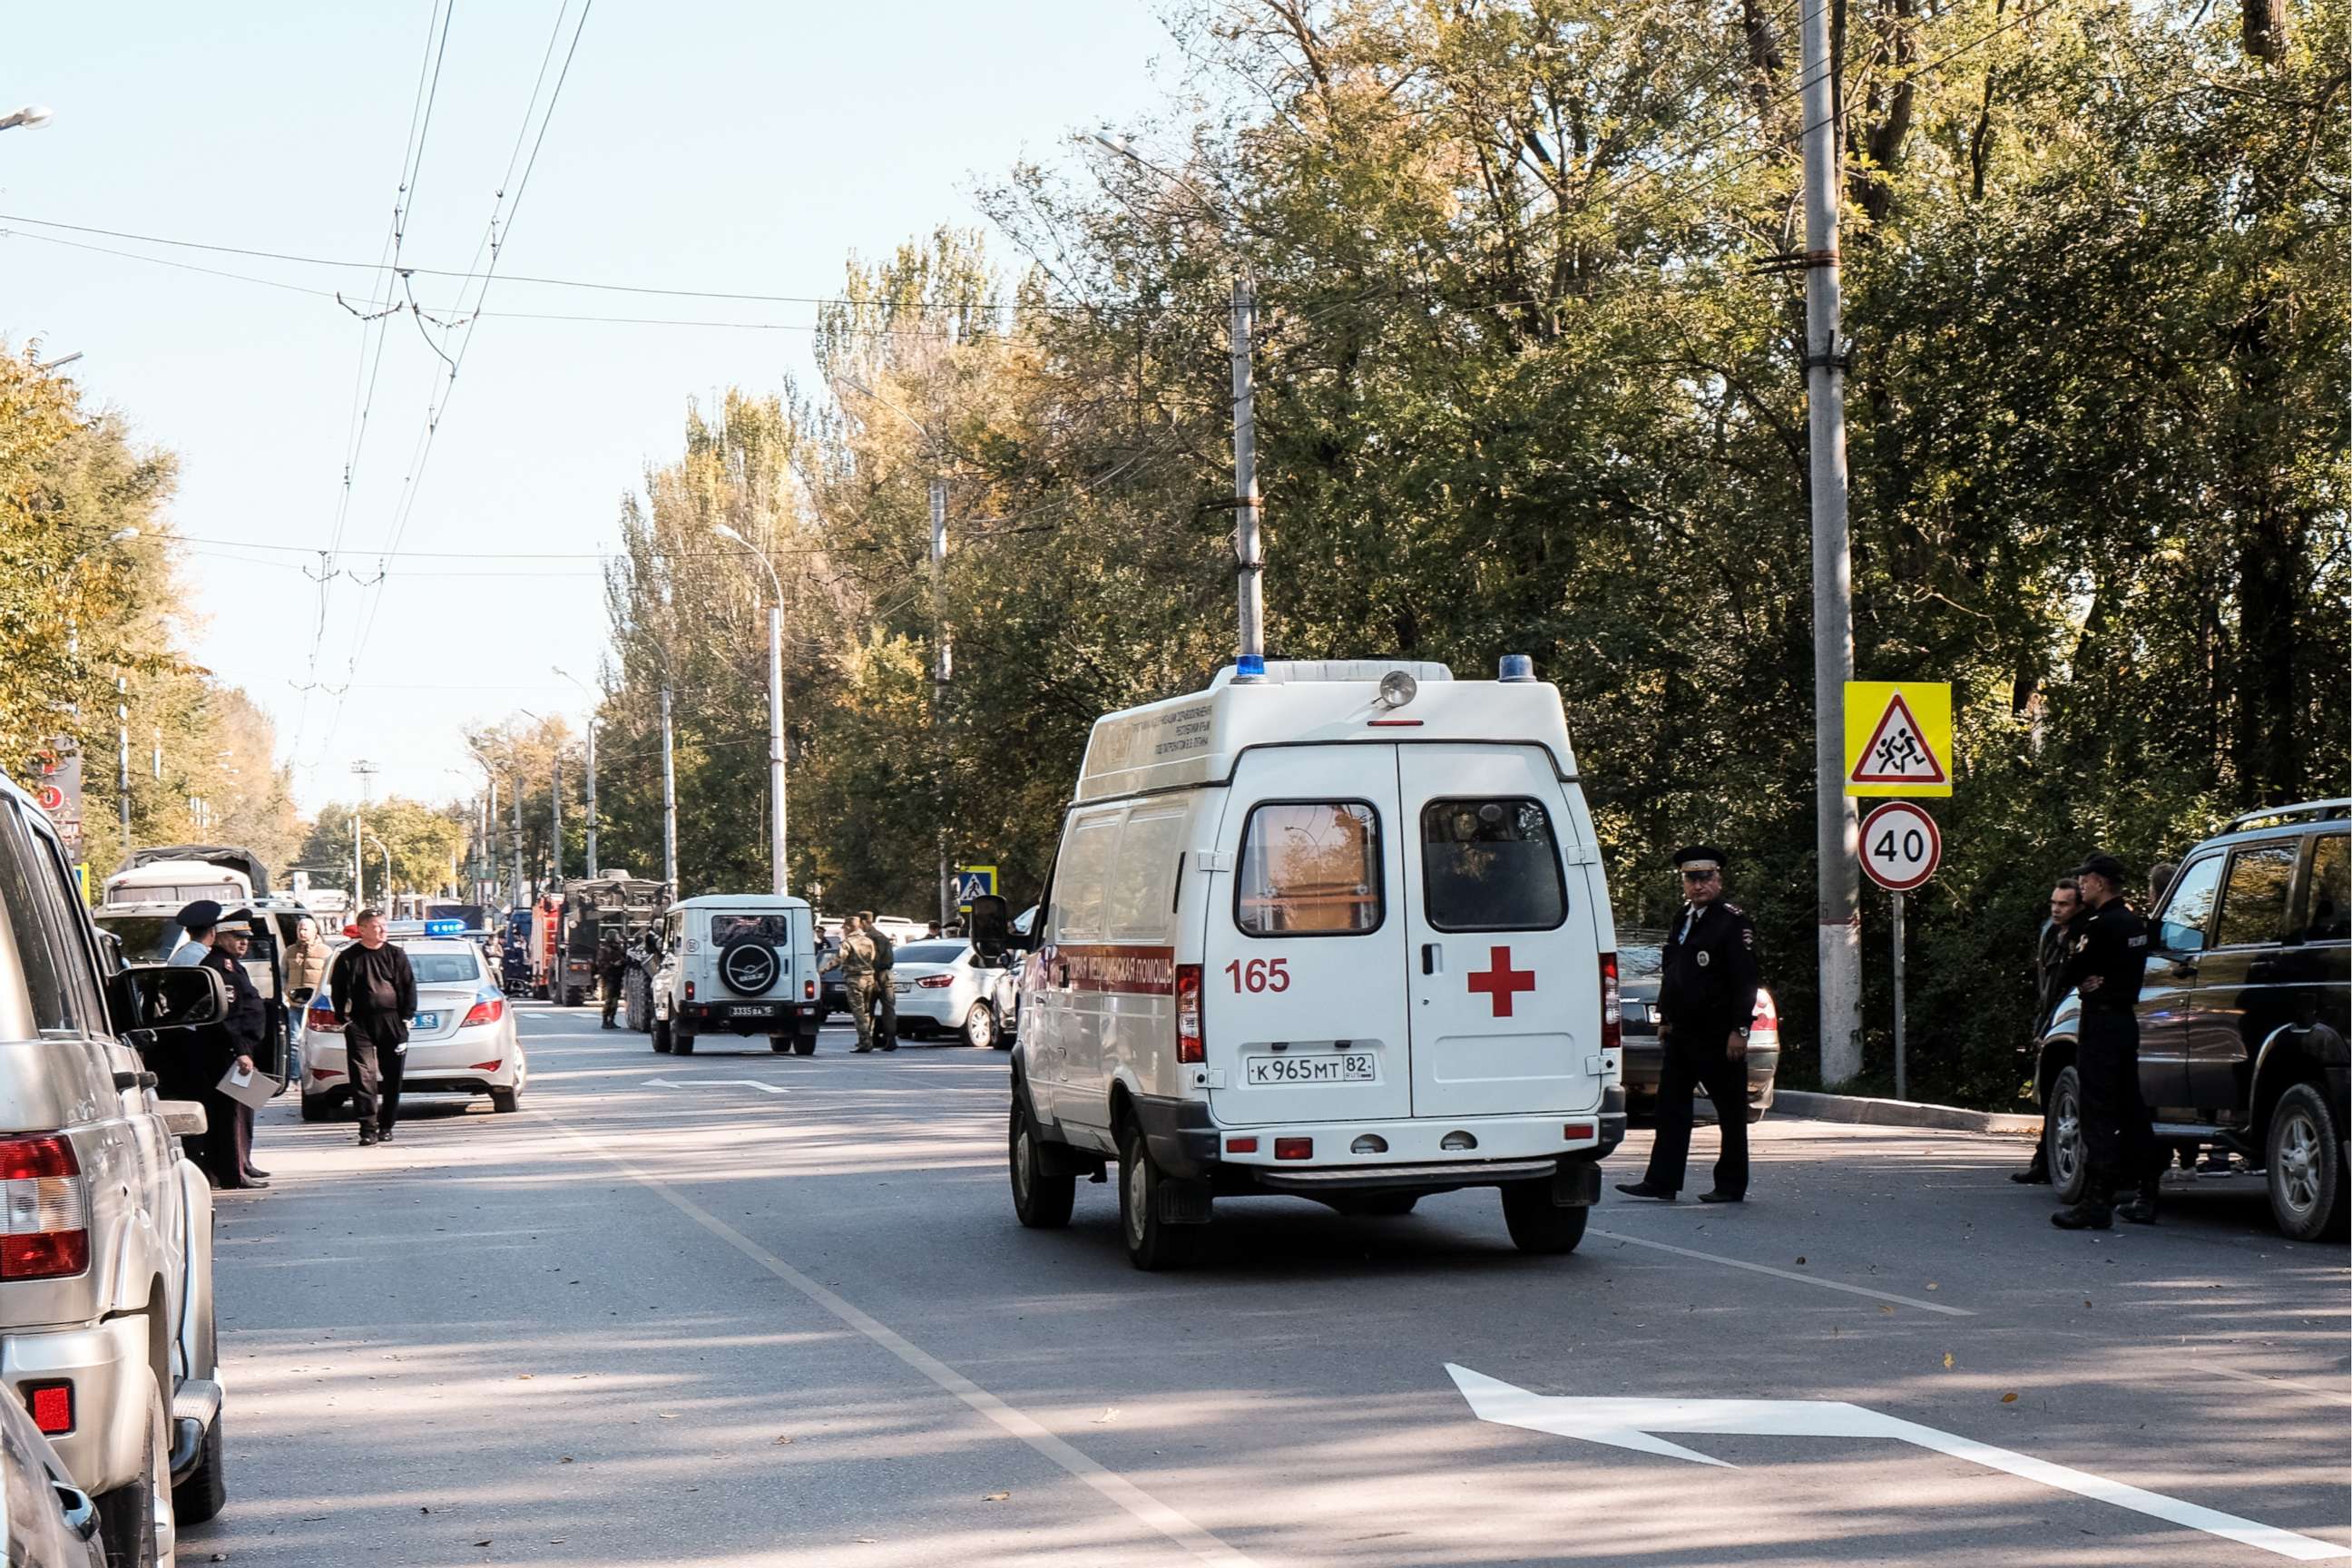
[1844, 681, 1953, 797]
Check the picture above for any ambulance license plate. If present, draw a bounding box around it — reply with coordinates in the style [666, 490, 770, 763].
[1245, 1053, 1374, 1085]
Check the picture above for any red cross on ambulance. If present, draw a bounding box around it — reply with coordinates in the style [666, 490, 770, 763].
[1466, 946, 1536, 1017]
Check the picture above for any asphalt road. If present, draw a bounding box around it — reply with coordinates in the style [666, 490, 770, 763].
[185, 1003, 2351, 1567]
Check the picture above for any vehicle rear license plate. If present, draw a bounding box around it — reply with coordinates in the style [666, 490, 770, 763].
[1246, 1053, 1374, 1085]
[726, 1005, 769, 1018]
[893, 983, 912, 995]
[412, 1012, 440, 1031]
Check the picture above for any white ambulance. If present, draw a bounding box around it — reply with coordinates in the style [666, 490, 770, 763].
[981, 655, 1626, 1269]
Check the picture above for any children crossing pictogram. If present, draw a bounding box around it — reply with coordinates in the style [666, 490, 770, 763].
[1843, 681, 1954, 798]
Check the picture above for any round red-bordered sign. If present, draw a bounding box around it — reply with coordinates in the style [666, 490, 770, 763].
[1858, 800, 1942, 892]
[33, 784, 64, 813]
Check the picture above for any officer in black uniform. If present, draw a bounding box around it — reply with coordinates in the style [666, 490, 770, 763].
[1618, 845, 1760, 1203]
[191, 908, 270, 1191]
[2051, 851, 2158, 1230]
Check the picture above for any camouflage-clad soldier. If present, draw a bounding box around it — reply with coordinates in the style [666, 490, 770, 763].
[831, 916, 883, 1053]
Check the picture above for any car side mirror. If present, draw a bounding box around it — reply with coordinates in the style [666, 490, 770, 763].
[108, 964, 229, 1035]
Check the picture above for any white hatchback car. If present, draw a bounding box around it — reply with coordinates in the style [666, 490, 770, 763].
[299, 927, 526, 1119]
[889, 940, 1019, 1049]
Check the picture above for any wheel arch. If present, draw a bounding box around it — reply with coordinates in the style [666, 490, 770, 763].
[2251, 1022, 2348, 1143]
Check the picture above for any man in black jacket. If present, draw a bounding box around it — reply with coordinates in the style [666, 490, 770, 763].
[328, 908, 417, 1146]
[2051, 852, 2158, 1230]
[176, 903, 270, 1190]
[1618, 845, 1761, 1204]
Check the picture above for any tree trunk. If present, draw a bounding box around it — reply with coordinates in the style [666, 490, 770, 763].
[2241, 0, 2287, 59]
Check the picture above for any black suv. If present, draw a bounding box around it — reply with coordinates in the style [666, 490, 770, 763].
[2035, 799, 2349, 1239]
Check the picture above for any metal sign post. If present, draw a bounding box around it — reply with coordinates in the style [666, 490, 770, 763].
[1857, 800, 1942, 1101]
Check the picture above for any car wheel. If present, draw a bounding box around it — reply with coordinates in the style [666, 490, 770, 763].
[769, 1034, 795, 1054]
[652, 1019, 672, 1054]
[2266, 1083, 2347, 1242]
[793, 1032, 817, 1056]
[964, 1004, 997, 1050]
[172, 1411, 226, 1526]
[489, 1087, 520, 1113]
[1500, 1181, 1589, 1255]
[1009, 1095, 1075, 1229]
[2047, 1065, 2090, 1203]
[672, 1032, 696, 1056]
[1117, 1117, 1202, 1270]
[94, 1357, 171, 1568]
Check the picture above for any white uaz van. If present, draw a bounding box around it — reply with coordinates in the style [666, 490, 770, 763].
[648, 895, 823, 1055]
[988, 656, 1626, 1269]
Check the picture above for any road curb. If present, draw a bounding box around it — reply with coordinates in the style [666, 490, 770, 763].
[1771, 1089, 2040, 1139]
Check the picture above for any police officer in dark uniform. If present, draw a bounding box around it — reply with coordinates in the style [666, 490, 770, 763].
[2051, 851, 2159, 1230]
[184, 906, 270, 1191]
[1618, 846, 1760, 1203]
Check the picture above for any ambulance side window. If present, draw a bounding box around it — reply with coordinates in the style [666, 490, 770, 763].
[1107, 808, 1187, 940]
[1235, 801, 1383, 937]
[1419, 799, 1568, 932]
[1050, 814, 1119, 943]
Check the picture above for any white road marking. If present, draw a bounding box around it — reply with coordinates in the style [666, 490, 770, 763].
[1449, 1364, 2350, 1562]
[2186, 1360, 2352, 1408]
[640, 1077, 789, 1094]
[539, 1110, 1262, 1568]
[1590, 1228, 1974, 1316]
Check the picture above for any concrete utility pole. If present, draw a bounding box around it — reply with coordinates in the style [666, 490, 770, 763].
[659, 684, 678, 891]
[114, 676, 130, 845]
[351, 760, 378, 906]
[510, 773, 525, 906]
[1230, 275, 1265, 663]
[712, 526, 789, 897]
[1800, 0, 1862, 1085]
[930, 477, 951, 926]
[551, 750, 564, 887]
[554, 667, 601, 878]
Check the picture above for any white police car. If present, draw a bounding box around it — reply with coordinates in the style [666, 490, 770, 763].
[300, 920, 527, 1118]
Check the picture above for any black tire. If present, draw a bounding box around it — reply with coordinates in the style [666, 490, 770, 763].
[792, 1033, 817, 1056]
[2046, 1065, 2091, 1203]
[651, 1018, 672, 1054]
[672, 1032, 696, 1056]
[964, 1004, 998, 1050]
[2266, 1082, 2347, 1242]
[489, 1087, 520, 1113]
[1500, 1181, 1589, 1254]
[769, 1034, 794, 1053]
[1117, 1117, 1202, 1269]
[299, 1093, 335, 1122]
[1334, 1192, 1420, 1218]
[1009, 1095, 1075, 1229]
[172, 1412, 226, 1526]
[94, 1359, 169, 1568]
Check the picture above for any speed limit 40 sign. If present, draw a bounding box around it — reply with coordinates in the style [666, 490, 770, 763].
[1859, 801, 1942, 892]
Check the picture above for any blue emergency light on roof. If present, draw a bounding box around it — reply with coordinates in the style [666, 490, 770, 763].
[1234, 653, 1266, 682]
[1498, 653, 1535, 682]
[423, 918, 466, 936]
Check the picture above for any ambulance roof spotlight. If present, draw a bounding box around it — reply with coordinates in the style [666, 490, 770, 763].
[1498, 653, 1536, 682]
[1377, 669, 1418, 709]
[1233, 653, 1267, 683]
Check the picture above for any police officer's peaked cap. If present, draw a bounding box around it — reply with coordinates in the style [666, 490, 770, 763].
[1671, 845, 1729, 871]
[2073, 850, 2131, 884]
[214, 908, 256, 936]
[175, 899, 223, 932]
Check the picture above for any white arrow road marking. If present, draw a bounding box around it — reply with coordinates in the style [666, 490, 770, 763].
[1448, 1365, 2350, 1563]
[641, 1077, 789, 1094]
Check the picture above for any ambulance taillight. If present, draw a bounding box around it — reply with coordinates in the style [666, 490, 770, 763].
[1175, 965, 1204, 1063]
[1599, 953, 1621, 1054]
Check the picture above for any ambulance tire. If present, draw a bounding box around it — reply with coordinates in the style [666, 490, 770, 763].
[1117, 1117, 1202, 1271]
[1009, 1096, 1074, 1230]
[1500, 1181, 1588, 1255]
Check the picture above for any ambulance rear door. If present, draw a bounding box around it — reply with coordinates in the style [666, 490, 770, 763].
[1202, 747, 1414, 1126]
[1398, 747, 1604, 1117]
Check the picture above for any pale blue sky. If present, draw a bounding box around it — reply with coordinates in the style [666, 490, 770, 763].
[5, 1, 1176, 813]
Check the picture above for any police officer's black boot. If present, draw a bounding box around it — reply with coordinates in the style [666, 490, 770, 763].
[2116, 1179, 2159, 1225]
[2051, 1190, 2112, 1230]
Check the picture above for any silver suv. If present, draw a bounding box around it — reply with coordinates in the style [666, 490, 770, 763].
[0, 776, 230, 1566]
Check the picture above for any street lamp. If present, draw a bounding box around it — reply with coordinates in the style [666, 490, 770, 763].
[0, 106, 54, 132]
[711, 524, 789, 897]
[553, 667, 600, 878]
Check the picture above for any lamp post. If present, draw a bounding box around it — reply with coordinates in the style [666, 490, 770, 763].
[554, 667, 600, 878]
[711, 524, 788, 897]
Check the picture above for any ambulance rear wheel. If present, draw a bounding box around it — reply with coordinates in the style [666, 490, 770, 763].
[1500, 1182, 1588, 1255]
[1009, 1096, 1074, 1230]
[1117, 1118, 1202, 1270]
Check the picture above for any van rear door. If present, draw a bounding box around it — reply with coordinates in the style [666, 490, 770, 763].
[1398, 748, 1603, 1117]
[1202, 748, 1413, 1125]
